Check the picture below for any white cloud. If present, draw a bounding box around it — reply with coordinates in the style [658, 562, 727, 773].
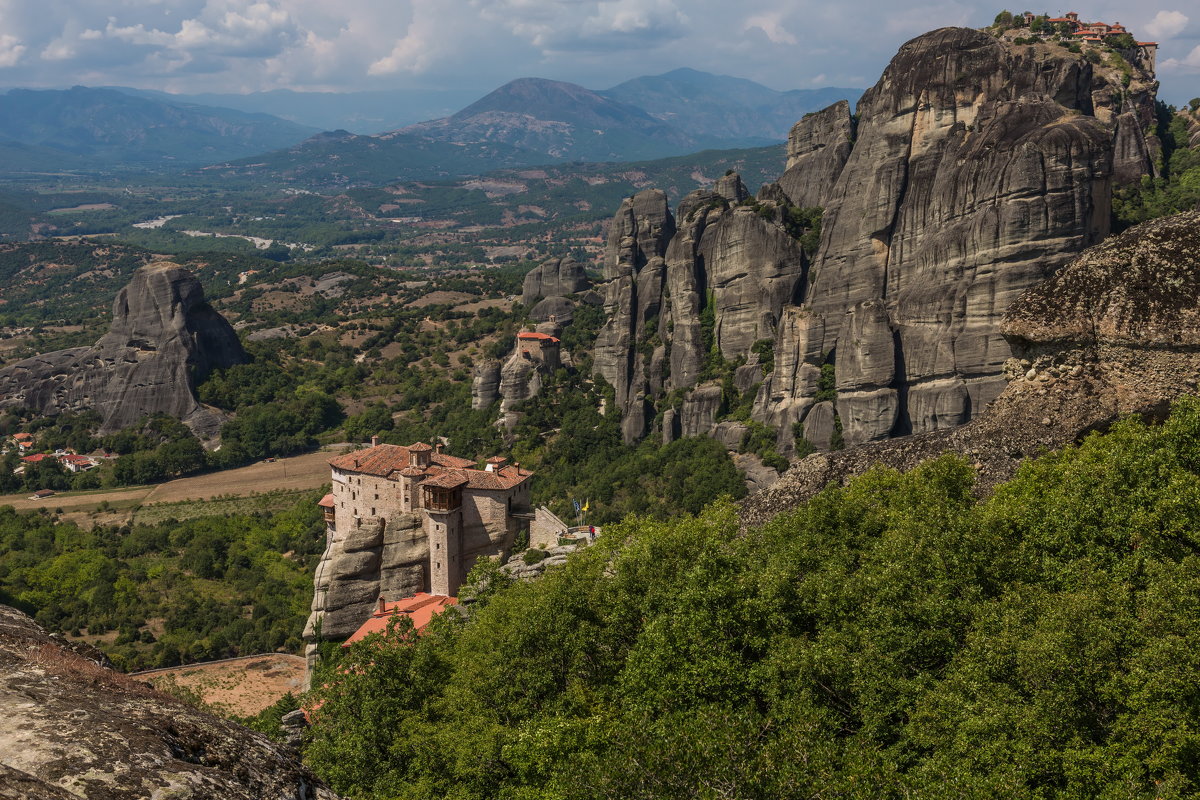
[368, 0, 442, 75]
[744, 12, 797, 46]
[0, 33, 25, 67]
[1145, 10, 1188, 40]
[1162, 44, 1200, 73]
[40, 38, 75, 61]
[0, 1, 1194, 103]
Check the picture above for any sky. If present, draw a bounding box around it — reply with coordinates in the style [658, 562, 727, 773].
[0, 0, 1197, 104]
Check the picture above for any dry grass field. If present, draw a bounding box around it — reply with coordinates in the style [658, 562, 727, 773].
[0, 446, 351, 519]
[139, 653, 307, 716]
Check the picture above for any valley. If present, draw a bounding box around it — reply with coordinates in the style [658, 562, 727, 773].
[0, 8, 1199, 800]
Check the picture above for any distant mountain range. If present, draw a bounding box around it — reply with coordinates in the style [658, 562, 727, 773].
[0, 71, 860, 181]
[0, 87, 318, 171]
[602, 68, 861, 142]
[216, 72, 861, 187]
[107, 71, 861, 139]
[398, 78, 702, 162]
[107, 86, 482, 135]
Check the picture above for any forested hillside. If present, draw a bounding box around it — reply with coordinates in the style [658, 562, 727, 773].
[304, 398, 1200, 799]
[0, 496, 325, 670]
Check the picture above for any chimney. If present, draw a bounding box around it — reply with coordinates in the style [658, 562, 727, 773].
[435, 442, 444, 454]
[371, 435, 379, 447]
[377, 596, 387, 615]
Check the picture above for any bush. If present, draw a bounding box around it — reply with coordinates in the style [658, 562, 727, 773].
[522, 548, 547, 565]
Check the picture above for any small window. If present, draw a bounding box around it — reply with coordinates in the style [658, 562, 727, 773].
[371, 508, 376, 516]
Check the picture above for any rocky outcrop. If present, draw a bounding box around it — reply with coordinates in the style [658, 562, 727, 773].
[304, 514, 427, 675]
[521, 256, 589, 305]
[593, 189, 676, 442]
[529, 296, 575, 323]
[592, 26, 1158, 460]
[501, 544, 578, 580]
[498, 353, 544, 427]
[777, 100, 854, 208]
[0, 262, 246, 439]
[471, 360, 502, 410]
[742, 210, 1200, 527]
[0, 604, 338, 800]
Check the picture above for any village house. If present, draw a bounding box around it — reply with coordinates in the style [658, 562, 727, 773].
[325, 440, 534, 597]
[13, 449, 98, 475]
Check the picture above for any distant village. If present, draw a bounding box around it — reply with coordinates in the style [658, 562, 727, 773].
[3, 431, 108, 496]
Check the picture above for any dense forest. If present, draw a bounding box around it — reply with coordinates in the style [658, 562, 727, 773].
[303, 397, 1200, 799]
[0, 496, 324, 670]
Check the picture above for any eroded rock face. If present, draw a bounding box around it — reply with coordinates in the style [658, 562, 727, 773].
[778, 100, 854, 208]
[0, 262, 246, 438]
[471, 360, 502, 410]
[593, 26, 1157, 460]
[0, 605, 338, 800]
[304, 515, 426, 675]
[521, 256, 589, 305]
[742, 210, 1200, 528]
[593, 189, 675, 442]
[801, 27, 1133, 444]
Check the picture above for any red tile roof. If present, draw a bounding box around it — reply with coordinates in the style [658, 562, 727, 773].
[317, 493, 335, 509]
[329, 443, 532, 490]
[13, 433, 32, 441]
[60, 455, 92, 465]
[423, 472, 468, 489]
[342, 593, 459, 646]
[408, 442, 433, 452]
[517, 331, 560, 343]
[329, 443, 474, 476]
[21, 454, 51, 462]
[463, 464, 532, 490]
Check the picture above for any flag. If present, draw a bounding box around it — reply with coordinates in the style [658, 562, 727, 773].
[583, 500, 590, 512]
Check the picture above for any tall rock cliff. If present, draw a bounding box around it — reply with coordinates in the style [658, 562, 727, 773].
[742, 209, 1200, 527]
[593, 189, 676, 442]
[521, 255, 590, 305]
[0, 262, 247, 438]
[592, 26, 1158, 452]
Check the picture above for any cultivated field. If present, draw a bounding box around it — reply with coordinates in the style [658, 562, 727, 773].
[0, 446, 350, 518]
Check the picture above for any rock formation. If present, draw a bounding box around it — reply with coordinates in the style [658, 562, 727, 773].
[591, 27, 1159, 457]
[0, 262, 247, 439]
[304, 515, 428, 651]
[0, 604, 338, 800]
[776, 99, 855, 208]
[742, 209, 1200, 527]
[470, 322, 565, 427]
[521, 255, 589, 305]
[471, 360, 502, 410]
[592, 188, 676, 442]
